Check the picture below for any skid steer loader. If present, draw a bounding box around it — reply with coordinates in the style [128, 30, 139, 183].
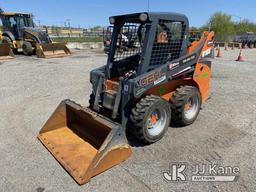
[0, 9, 71, 58]
[38, 12, 214, 185]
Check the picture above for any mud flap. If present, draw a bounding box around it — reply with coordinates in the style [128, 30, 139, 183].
[38, 100, 132, 185]
[36, 43, 71, 58]
[0, 43, 15, 60]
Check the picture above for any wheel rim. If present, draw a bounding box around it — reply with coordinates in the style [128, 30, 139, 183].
[184, 94, 199, 120]
[146, 108, 167, 137]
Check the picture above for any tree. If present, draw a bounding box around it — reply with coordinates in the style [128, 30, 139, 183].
[234, 19, 256, 33]
[190, 26, 200, 31]
[205, 12, 234, 41]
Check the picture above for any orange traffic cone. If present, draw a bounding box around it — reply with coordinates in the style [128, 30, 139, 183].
[216, 48, 222, 58]
[236, 49, 244, 62]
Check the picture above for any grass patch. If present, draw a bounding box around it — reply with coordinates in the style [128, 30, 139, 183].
[51, 37, 103, 43]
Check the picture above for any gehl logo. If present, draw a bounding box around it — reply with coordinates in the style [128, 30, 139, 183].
[138, 70, 165, 87]
[163, 163, 187, 182]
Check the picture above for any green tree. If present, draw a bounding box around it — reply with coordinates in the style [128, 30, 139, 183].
[205, 12, 234, 41]
[190, 26, 200, 31]
[234, 19, 256, 33]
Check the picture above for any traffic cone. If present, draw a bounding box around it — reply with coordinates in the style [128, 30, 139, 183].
[236, 49, 244, 62]
[216, 48, 222, 58]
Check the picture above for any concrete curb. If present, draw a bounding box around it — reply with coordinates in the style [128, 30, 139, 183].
[67, 42, 104, 50]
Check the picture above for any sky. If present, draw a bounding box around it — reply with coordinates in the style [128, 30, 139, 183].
[0, 0, 255, 28]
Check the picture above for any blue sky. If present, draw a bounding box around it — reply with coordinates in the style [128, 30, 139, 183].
[0, 0, 255, 28]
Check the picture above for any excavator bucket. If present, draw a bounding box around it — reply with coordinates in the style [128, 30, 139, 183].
[36, 43, 71, 58]
[38, 100, 132, 185]
[0, 43, 14, 60]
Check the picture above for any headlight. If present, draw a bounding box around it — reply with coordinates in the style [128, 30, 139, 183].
[109, 17, 115, 24]
[139, 13, 148, 22]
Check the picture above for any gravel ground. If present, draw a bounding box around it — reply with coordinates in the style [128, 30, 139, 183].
[0, 48, 255, 192]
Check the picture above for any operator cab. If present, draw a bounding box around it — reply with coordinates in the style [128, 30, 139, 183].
[106, 12, 189, 78]
[0, 13, 35, 39]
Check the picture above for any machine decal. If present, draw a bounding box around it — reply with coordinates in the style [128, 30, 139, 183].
[202, 48, 211, 58]
[124, 85, 129, 92]
[194, 72, 209, 78]
[201, 72, 209, 78]
[169, 62, 179, 70]
[168, 54, 196, 71]
[136, 88, 146, 96]
[158, 87, 166, 95]
[138, 70, 165, 87]
[172, 67, 192, 77]
[182, 54, 196, 64]
[208, 40, 214, 46]
[154, 75, 166, 85]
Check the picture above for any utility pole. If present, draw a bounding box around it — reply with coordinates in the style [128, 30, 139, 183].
[66, 19, 71, 37]
[147, 0, 150, 12]
[67, 19, 71, 28]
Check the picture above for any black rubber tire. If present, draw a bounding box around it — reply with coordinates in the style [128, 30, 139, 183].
[129, 95, 171, 144]
[170, 86, 202, 126]
[2, 36, 13, 48]
[22, 41, 33, 56]
[2, 36, 18, 54]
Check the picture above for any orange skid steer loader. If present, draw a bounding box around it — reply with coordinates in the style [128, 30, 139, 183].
[38, 12, 214, 184]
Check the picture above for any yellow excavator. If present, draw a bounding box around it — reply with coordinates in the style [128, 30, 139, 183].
[0, 8, 71, 58]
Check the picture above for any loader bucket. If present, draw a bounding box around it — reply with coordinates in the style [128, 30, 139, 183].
[36, 43, 71, 58]
[0, 43, 14, 60]
[38, 100, 132, 185]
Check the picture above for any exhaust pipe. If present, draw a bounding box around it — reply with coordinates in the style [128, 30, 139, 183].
[38, 100, 132, 184]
